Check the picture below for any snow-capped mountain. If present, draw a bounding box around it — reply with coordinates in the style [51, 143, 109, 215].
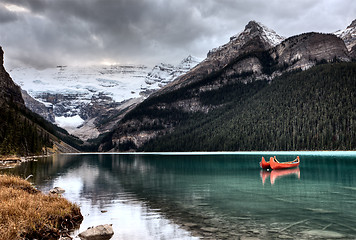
[103, 20, 353, 152]
[159, 21, 285, 94]
[208, 20, 285, 58]
[143, 55, 200, 92]
[11, 64, 149, 106]
[9, 56, 200, 140]
[334, 19, 356, 50]
[334, 19, 356, 58]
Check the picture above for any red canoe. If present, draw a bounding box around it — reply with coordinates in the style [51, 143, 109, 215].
[259, 156, 270, 169]
[270, 156, 300, 170]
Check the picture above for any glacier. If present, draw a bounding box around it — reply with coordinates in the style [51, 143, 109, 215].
[9, 56, 201, 139]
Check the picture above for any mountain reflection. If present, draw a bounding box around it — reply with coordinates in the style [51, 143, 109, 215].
[2, 153, 356, 239]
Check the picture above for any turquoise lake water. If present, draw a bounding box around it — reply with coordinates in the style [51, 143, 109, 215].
[2, 152, 356, 239]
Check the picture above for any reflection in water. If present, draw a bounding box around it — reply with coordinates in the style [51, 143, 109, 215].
[2, 153, 356, 239]
[53, 172, 196, 240]
[260, 169, 270, 185]
[2, 154, 197, 240]
[260, 168, 301, 185]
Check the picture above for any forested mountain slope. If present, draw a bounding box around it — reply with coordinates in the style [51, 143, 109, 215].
[0, 47, 81, 156]
[99, 25, 351, 151]
[142, 63, 356, 151]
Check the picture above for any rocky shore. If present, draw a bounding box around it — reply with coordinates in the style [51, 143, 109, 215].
[0, 155, 49, 169]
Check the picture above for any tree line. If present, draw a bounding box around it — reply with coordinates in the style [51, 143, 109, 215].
[0, 104, 52, 155]
[141, 62, 356, 151]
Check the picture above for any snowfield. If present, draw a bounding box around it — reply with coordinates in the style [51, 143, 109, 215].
[9, 56, 201, 133]
[10, 65, 150, 103]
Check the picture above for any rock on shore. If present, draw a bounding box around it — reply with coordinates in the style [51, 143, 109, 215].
[78, 224, 114, 240]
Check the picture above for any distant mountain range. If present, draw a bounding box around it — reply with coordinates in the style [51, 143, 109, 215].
[9, 56, 200, 140]
[98, 19, 356, 152]
[2, 19, 356, 154]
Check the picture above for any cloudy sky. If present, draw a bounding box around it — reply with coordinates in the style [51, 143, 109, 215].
[0, 0, 355, 69]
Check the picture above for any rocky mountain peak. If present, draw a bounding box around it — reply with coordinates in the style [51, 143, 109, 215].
[334, 19, 356, 53]
[242, 20, 262, 35]
[157, 21, 286, 95]
[177, 55, 201, 70]
[181, 55, 194, 62]
[180, 55, 195, 64]
[348, 19, 356, 28]
[207, 20, 284, 61]
[144, 55, 200, 90]
[229, 20, 285, 48]
[244, 20, 265, 35]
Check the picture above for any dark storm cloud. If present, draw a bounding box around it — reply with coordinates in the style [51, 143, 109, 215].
[0, 0, 355, 69]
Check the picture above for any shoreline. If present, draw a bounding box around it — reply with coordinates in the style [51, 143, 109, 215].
[0, 174, 83, 239]
[0, 154, 53, 169]
[60, 150, 356, 156]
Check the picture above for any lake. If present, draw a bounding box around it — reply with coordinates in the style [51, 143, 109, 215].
[2, 152, 356, 239]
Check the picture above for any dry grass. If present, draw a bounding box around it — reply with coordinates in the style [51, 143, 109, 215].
[0, 174, 82, 240]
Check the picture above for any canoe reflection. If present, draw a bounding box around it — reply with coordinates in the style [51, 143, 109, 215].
[260, 168, 300, 185]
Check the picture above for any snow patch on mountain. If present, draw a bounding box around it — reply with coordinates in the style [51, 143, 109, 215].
[56, 115, 85, 129]
[334, 19, 356, 51]
[144, 55, 201, 90]
[10, 56, 201, 137]
[10, 65, 150, 104]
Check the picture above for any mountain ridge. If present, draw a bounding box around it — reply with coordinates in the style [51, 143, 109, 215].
[335, 19, 356, 51]
[157, 21, 285, 95]
[100, 19, 355, 151]
[4, 19, 355, 152]
[334, 19, 356, 59]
